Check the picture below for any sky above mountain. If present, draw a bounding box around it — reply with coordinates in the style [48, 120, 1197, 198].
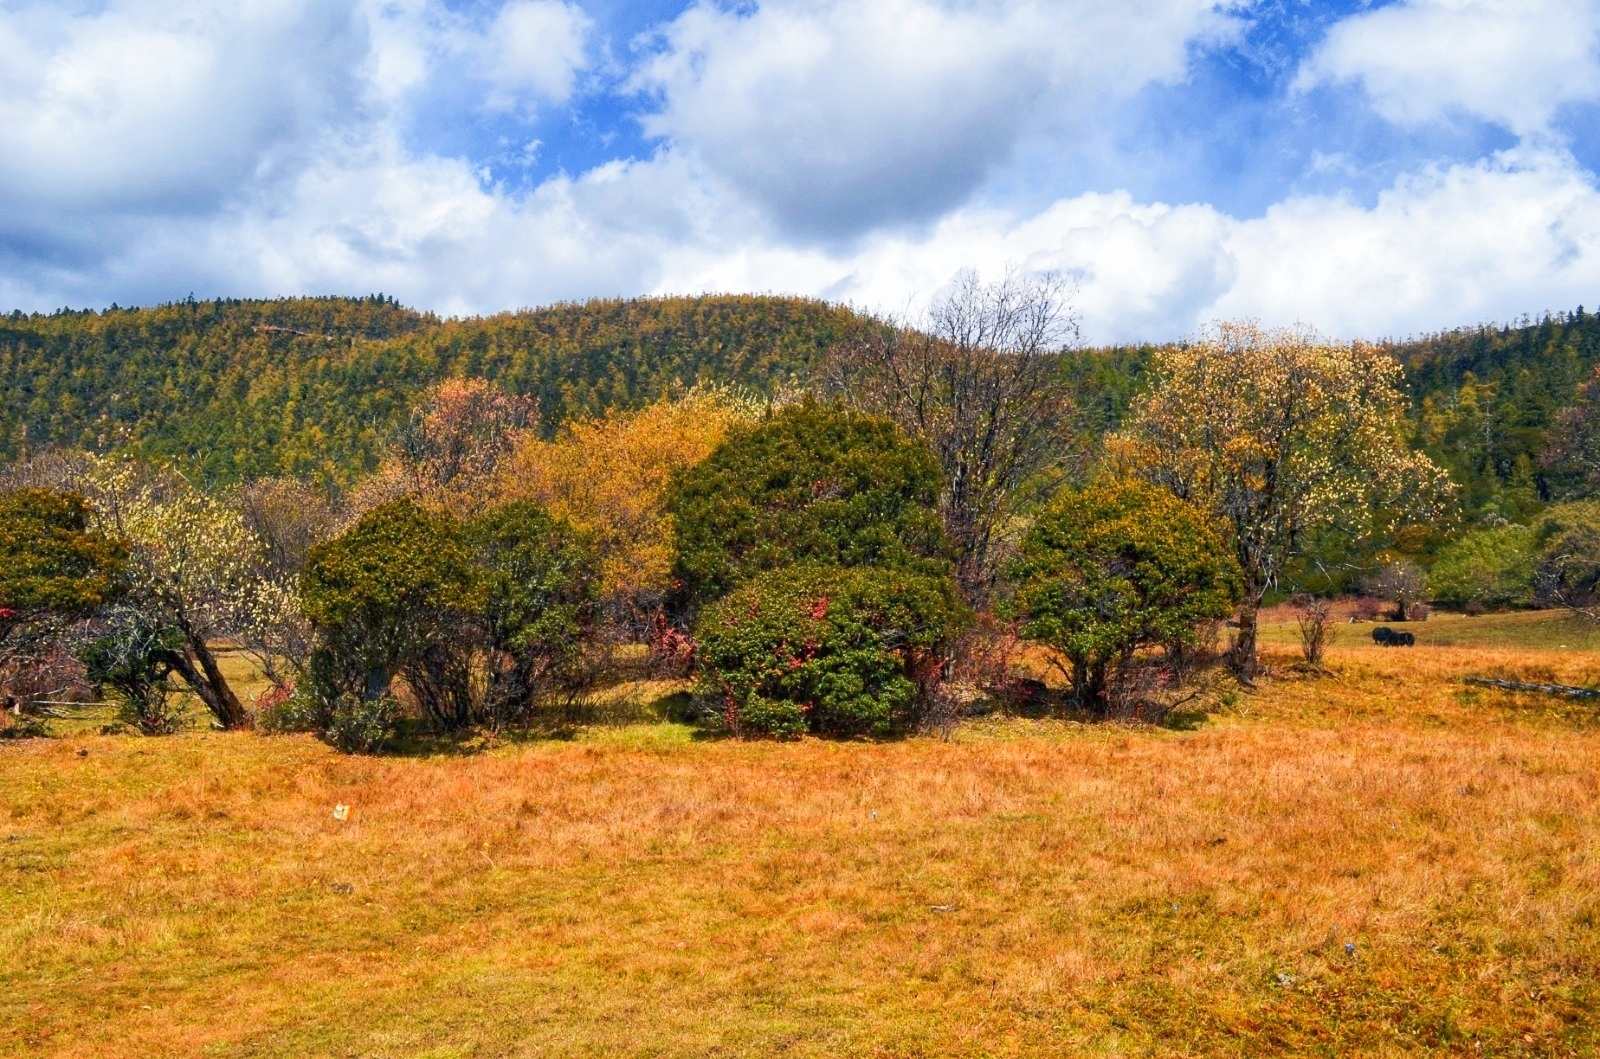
[1, 0, 1598, 343]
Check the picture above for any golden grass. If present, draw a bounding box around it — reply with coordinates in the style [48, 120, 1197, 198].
[3, 616, 1599, 1057]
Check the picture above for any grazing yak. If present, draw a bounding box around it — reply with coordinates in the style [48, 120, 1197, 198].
[1371, 626, 1415, 647]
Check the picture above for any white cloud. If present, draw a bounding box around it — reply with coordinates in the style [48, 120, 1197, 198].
[486, 1, 592, 107]
[632, 0, 1241, 238]
[1213, 146, 1600, 337]
[0, 0, 366, 217]
[1299, 0, 1600, 135]
[0, 0, 1596, 351]
[0, 136, 718, 319]
[649, 191, 1236, 342]
[645, 147, 1600, 343]
[5, 136, 1598, 347]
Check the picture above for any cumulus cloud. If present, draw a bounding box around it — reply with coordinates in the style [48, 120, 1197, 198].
[1298, 0, 1600, 135]
[1213, 146, 1600, 336]
[648, 147, 1600, 343]
[485, 1, 593, 108]
[632, 0, 1241, 239]
[0, 0, 1596, 349]
[6, 130, 1597, 346]
[0, 127, 743, 320]
[0, 0, 365, 217]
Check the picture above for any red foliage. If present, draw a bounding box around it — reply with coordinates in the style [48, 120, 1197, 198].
[647, 612, 696, 679]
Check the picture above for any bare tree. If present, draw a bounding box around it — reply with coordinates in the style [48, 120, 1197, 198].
[396, 378, 537, 512]
[1535, 517, 1600, 622]
[827, 269, 1080, 604]
[236, 477, 339, 583]
[1543, 364, 1600, 495]
[232, 478, 337, 686]
[1290, 594, 1338, 667]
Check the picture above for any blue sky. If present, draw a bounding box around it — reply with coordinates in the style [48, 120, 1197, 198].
[1, 0, 1599, 342]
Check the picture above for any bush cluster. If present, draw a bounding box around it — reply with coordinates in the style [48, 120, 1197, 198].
[667, 402, 951, 612]
[669, 404, 970, 737]
[1429, 523, 1539, 610]
[694, 565, 969, 738]
[1008, 479, 1241, 712]
[1427, 502, 1600, 614]
[300, 497, 600, 748]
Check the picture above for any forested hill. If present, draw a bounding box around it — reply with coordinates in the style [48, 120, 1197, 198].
[4, 293, 1599, 522]
[0, 294, 871, 484]
[1389, 308, 1600, 521]
[1051, 308, 1600, 525]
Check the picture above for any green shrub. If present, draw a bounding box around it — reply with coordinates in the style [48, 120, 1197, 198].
[1532, 501, 1600, 613]
[0, 488, 127, 617]
[81, 609, 186, 736]
[299, 497, 603, 743]
[694, 564, 970, 738]
[0, 488, 129, 722]
[1008, 478, 1241, 712]
[301, 498, 479, 729]
[255, 682, 325, 735]
[1428, 523, 1538, 609]
[465, 500, 603, 727]
[323, 694, 401, 754]
[667, 402, 950, 612]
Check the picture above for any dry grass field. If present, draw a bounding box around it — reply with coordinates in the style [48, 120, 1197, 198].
[3, 611, 1599, 1057]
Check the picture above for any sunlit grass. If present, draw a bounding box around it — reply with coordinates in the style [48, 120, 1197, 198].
[1255, 603, 1600, 652]
[3, 620, 1599, 1056]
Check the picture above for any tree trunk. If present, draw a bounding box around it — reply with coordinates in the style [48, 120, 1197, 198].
[165, 638, 251, 729]
[1069, 657, 1110, 715]
[1086, 663, 1110, 716]
[1227, 597, 1261, 682]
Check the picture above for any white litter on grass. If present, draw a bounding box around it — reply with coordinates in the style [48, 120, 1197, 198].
[332, 804, 350, 822]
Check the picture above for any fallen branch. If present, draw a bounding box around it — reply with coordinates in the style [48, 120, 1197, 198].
[1463, 677, 1600, 699]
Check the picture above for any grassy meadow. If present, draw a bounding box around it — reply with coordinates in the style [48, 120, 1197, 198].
[3, 611, 1599, 1057]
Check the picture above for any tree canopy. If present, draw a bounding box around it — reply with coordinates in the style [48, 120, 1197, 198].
[666, 402, 952, 612]
[1115, 321, 1450, 675]
[1009, 478, 1241, 711]
[0, 488, 126, 618]
[497, 389, 762, 603]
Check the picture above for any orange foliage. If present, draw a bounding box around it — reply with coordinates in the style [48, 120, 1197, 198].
[350, 378, 538, 519]
[497, 391, 759, 599]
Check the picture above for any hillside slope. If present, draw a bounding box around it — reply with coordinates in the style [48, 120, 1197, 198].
[4, 295, 1599, 522]
[0, 295, 870, 484]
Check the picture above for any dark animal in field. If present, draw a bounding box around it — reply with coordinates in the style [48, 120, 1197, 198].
[1371, 627, 1415, 647]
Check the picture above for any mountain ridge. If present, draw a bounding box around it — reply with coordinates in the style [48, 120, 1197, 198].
[4, 294, 1599, 525]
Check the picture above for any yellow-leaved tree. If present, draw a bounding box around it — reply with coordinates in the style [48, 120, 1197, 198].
[496, 389, 766, 616]
[1114, 321, 1452, 677]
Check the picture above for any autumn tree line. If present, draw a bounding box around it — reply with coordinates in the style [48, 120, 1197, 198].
[6, 275, 1600, 747]
[6, 291, 1600, 522]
